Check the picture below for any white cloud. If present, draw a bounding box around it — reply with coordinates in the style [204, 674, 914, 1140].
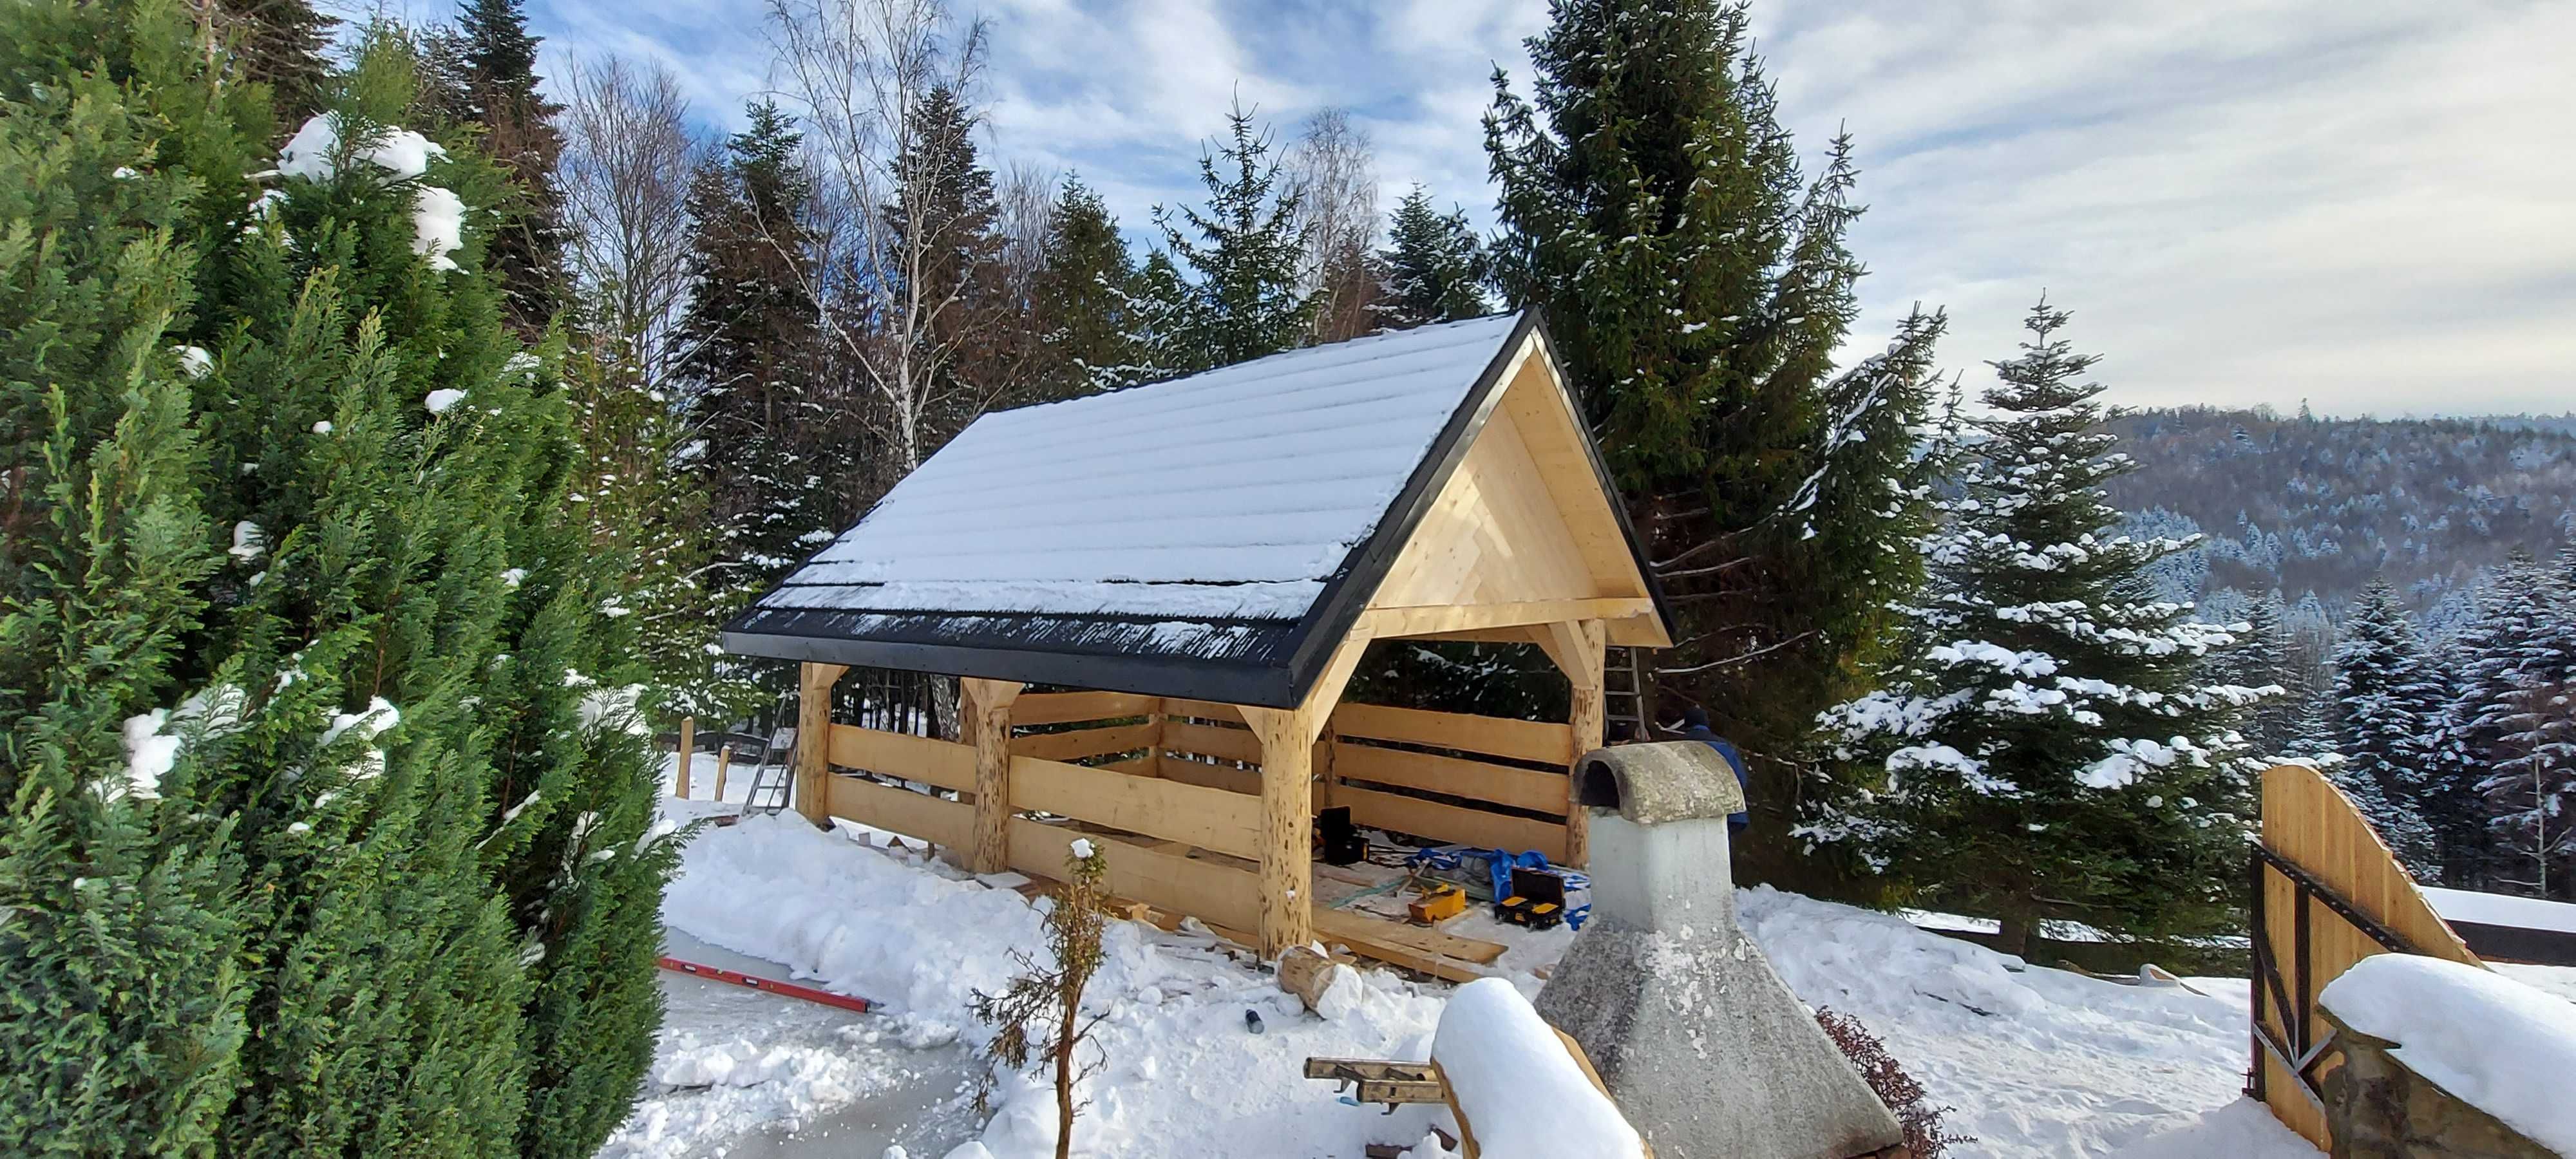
[529, 0, 2573, 416]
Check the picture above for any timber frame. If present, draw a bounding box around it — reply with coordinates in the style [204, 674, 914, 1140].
[735, 314, 1674, 959]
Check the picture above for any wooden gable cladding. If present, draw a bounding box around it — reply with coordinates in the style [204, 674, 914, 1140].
[1363, 334, 1669, 648]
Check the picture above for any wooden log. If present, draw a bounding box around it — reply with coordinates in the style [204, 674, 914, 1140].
[961, 678, 1023, 874]
[1243, 704, 1318, 957]
[1277, 947, 1343, 1012]
[676, 715, 696, 799]
[793, 664, 846, 824]
[1537, 619, 1607, 867]
[714, 744, 732, 802]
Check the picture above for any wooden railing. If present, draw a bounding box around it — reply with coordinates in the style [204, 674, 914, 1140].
[2251, 763, 2481, 1150]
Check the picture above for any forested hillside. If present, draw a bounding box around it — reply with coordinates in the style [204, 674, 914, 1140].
[2108, 408, 2576, 635]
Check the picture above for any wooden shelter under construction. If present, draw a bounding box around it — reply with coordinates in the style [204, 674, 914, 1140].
[723, 312, 1673, 968]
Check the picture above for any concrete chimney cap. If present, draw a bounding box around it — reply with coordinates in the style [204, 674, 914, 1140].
[1572, 742, 1746, 825]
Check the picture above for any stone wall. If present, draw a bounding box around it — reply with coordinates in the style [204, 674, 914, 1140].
[2320, 1012, 2563, 1159]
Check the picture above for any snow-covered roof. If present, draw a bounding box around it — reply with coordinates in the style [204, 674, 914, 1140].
[725, 312, 1663, 706]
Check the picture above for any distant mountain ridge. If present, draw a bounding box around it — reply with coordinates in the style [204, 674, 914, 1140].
[2107, 407, 2576, 636]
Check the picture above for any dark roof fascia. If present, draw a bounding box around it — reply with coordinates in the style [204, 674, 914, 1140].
[720, 625, 1295, 707]
[1271, 310, 1544, 706]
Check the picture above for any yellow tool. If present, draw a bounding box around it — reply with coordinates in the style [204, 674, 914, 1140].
[1408, 883, 1467, 924]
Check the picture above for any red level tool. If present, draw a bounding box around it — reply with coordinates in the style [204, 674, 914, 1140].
[658, 956, 875, 1014]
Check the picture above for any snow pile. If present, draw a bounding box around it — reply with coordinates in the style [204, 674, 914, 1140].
[229, 520, 264, 563]
[116, 685, 249, 801]
[174, 344, 212, 379]
[276, 113, 448, 182]
[424, 388, 467, 415]
[410, 186, 464, 271]
[2319, 954, 2576, 1154]
[652, 803, 1459, 1158]
[1736, 885, 2318, 1156]
[274, 113, 462, 273]
[1432, 978, 1640, 1158]
[641, 787, 2319, 1158]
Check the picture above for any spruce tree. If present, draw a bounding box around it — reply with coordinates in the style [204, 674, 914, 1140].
[1028, 174, 1141, 400]
[455, 0, 565, 336]
[1153, 102, 1315, 370]
[677, 100, 851, 599]
[218, 0, 339, 124]
[1814, 303, 2262, 952]
[0, 5, 258, 1145]
[1488, 0, 1947, 876]
[2329, 579, 2444, 876]
[882, 83, 1014, 445]
[1376, 185, 1490, 329]
[2443, 551, 2574, 887]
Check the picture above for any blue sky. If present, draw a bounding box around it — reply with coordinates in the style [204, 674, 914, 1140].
[416, 0, 2571, 417]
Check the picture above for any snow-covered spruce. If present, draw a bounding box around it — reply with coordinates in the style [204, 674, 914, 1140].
[2328, 578, 2447, 877]
[275, 112, 463, 272]
[1808, 301, 2271, 953]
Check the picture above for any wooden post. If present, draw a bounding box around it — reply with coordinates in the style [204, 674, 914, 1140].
[714, 744, 733, 802]
[793, 663, 846, 825]
[1241, 631, 1374, 957]
[675, 715, 696, 799]
[961, 677, 1023, 874]
[1535, 620, 1607, 868]
[1244, 704, 1319, 956]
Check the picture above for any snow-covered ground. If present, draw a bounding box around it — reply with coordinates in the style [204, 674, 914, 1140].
[608, 779, 2369, 1159]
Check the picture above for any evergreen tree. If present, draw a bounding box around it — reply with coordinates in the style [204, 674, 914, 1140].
[0, 5, 260, 1145]
[2443, 551, 2574, 887]
[4, 14, 669, 1151]
[455, 0, 565, 335]
[1122, 249, 1202, 381]
[217, 0, 339, 123]
[1028, 174, 1142, 400]
[677, 100, 850, 599]
[1153, 102, 1315, 370]
[1813, 303, 2262, 953]
[1488, 0, 1947, 879]
[2329, 579, 2444, 876]
[1375, 185, 1489, 328]
[2479, 668, 2575, 898]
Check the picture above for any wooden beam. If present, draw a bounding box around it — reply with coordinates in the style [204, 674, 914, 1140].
[961, 677, 1023, 874]
[828, 724, 976, 793]
[1358, 598, 1654, 640]
[1329, 702, 1575, 766]
[1241, 703, 1317, 957]
[1329, 742, 1569, 815]
[825, 775, 975, 852]
[1536, 619, 1606, 867]
[1009, 753, 1265, 862]
[1012, 721, 1158, 764]
[793, 663, 847, 824]
[1336, 784, 1570, 863]
[676, 715, 695, 799]
[1012, 691, 1161, 726]
[1161, 719, 1262, 764]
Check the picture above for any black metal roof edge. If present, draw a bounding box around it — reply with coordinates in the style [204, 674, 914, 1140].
[721, 628, 1297, 708]
[1522, 313, 1679, 640]
[1273, 310, 1545, 703]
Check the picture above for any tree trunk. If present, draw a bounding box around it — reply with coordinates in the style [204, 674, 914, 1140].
[1052, 992, 1076, 1159]
[1995, 905, 2036, 959]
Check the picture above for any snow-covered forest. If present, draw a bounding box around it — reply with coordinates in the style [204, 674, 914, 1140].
[5, 0, 2570, 1156]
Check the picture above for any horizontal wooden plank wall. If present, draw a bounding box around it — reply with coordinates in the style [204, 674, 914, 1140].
[1009, 818, 1262, 934]
[1009, 753, 1263, 861]
[829, 725, 976, 793]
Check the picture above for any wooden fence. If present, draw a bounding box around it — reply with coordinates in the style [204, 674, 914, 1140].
[2251, 762, 2482, 1149]
[808, 689, 1581, 944]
